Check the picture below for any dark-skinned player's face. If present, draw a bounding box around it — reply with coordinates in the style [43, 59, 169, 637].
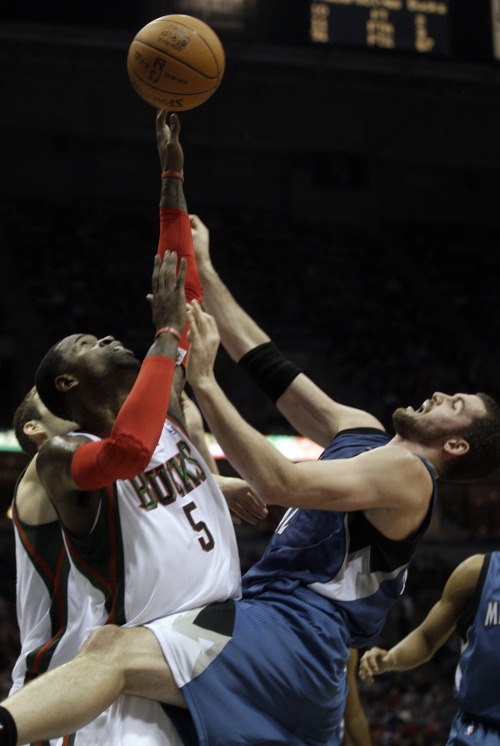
[55, 334, 141, 381]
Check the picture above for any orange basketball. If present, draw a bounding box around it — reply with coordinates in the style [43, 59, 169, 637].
[127, 15, 225, 111]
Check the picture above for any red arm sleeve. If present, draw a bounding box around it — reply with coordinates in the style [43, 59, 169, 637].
[158, 208, 202, 364]
[70, 356, 175, 491]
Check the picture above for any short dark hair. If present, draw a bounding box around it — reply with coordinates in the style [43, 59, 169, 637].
[13, 388, 40, 458]
[35, 343, 69, 420]
[441, 393, 500, 482]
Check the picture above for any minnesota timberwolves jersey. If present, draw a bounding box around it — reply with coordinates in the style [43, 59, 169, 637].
[243, 428, 437, 646]
[455, 552, 500, 725]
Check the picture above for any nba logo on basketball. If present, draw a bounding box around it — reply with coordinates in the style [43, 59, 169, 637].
[149, 58, 165, 83]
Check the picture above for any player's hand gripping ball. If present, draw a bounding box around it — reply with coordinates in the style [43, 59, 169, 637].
[127, 14, 225, 111]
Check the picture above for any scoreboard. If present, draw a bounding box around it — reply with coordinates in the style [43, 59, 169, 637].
[310, 0, 451, 56]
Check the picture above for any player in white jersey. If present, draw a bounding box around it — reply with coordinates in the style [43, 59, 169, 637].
[11, 388, 86, 697]
[10, 388, 95, 746]
[11, 388, 184, 746]
[0, 114, 245, 746]
[64, 416, 241, 629]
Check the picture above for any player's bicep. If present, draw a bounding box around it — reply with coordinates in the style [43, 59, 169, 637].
[284, 447, 426, 513]
[277, 458, 373, 512]
[419, 558, 483, 653]
[412, 596, 461, 661]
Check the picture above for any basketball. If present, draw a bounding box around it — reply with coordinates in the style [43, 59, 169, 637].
[127, 15, 225, 111]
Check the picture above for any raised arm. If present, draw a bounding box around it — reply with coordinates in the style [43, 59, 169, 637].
[190, 215, 382, 447]
[181, 391, 268, 526]
[358, 554, 485, 684]
[186, 301, 430, 533]
[156, 112, 202, 372]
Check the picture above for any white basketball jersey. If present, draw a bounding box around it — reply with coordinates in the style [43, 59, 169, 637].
[11, 431, 207, 746]
[64, 416, 242, 628]
[10, 489, 102, 746]
[10, 495, 94, 694]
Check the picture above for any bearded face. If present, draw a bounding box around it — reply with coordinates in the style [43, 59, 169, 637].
[392, 406, 453, 446]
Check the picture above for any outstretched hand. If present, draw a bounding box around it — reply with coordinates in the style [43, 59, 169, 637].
[186, 300, 220, 389]
[156, 109, 184, 173]
[358, 647, 393, 684]
[149, 251, 187, 338]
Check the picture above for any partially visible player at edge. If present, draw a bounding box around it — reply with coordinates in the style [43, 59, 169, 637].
[360, 552, 500, 746]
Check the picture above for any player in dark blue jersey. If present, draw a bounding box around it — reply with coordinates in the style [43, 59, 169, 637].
[2, 218, 500, 743]
[360, 552, 500, 746]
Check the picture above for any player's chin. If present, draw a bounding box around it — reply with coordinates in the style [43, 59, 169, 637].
[113, 355, 141, 372]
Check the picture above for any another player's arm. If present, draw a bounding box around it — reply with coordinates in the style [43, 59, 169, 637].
[181, 391, 268, 525]
[344, 649, 373, 746]
[37, 253, 186, 537]
[359, 555, 485, 684]
[190, 215, 382, 447]
[181, 391, 219, 474]
[186, 301, 428, 519]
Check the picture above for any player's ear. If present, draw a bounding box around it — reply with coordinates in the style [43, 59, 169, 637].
[24, 420, 50, 448]
[23, 420, 43, 437]
[55, 374, 79, 393]
[443, 438, 470, 456]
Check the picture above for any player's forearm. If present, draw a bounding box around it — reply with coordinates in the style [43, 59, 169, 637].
[384, 628, 437, 671]
[192, 377, 293, 504]
[197, 263, 270, 361]
[159, 175, 187, 212]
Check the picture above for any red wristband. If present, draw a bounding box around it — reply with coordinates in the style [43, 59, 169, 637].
[155, 326, 182, 342]
[161, 170, 184, 182]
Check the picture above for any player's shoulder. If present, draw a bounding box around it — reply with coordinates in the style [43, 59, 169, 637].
[359, 442, 435, 514]
[36, 433, 91, 492]
[15, 455, 39, 503]
[15, 454, 58, 525]
[452, 554, 486, 582]
[443, 554, 486, 602]
[360, 440, 431, 476]
[38, 433, 89, 462]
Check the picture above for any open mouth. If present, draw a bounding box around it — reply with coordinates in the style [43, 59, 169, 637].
[416, 399, 431, 414]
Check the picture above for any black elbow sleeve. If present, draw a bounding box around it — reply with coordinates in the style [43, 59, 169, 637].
[237, 341, 302, 404]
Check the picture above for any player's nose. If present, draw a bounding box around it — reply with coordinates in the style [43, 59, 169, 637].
[98, 336, 115, 347]
[432, 392, 447, 404]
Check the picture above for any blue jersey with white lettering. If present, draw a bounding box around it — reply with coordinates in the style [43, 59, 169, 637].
[243, 428, 437, 647]
[455, 552, 500, 725]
